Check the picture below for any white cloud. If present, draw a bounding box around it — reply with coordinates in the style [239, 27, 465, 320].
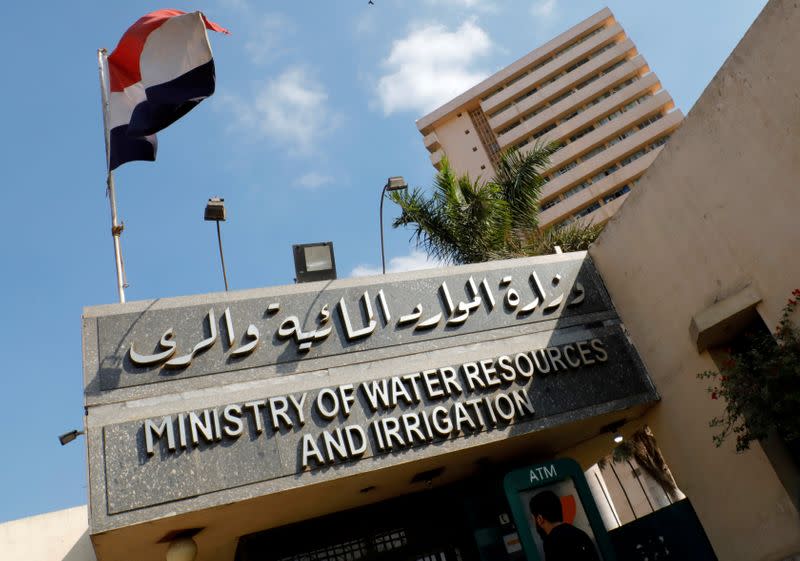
[295, 172, 334, 190]
[221, 67, 340, 154]
[376, 20, 493, 115]
[350, 250, 444, 277]
[244, 14, 295, 64]
[530, 0, 558, 19]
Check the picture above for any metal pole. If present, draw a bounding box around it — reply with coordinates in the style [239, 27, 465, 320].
[380, 184, 388, 274]
[216, 221, 229, 291]
[98, 48, 126, 303]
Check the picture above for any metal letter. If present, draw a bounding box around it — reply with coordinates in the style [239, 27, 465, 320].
[301, 434, 325, 469]
[144, 417, 175, 456]
[377, 289, 391, 324]
[504, 288, 520, 309]
[165, 309, 218, 369]
[129, 329, 177, 366]
[231, 324, 260, 357]
[338, 291, 377, 341]
[223, 308, 235, 347]
[440, 281, 456, 316]
[480, 278, 496, 310]
[568, 282, 585, 306]
[415, 312, 442, 330]
[398, 304, 423, 326]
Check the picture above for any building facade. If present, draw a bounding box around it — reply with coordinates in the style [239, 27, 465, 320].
[5, 2, 800, 561]
[417, 8, 683, 229]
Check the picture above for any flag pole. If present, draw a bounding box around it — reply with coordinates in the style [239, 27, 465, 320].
[97, 48, 126, 304]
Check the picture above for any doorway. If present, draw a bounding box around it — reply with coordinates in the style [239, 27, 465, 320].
[235, 486, 482, 561]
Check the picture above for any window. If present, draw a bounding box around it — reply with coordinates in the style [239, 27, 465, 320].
[619, 149, 646, 167]
[591, 164, 618, 183]
[597, 109, 622, 126]
[569, 125, 594, 142]
[637, 113, 663, 130]
[513, 87, 539, 105]
[566, 57, 590, 73]
[576, 74, 600, 90]
[561, 111, 579, 123]
[649, 135, 669, 149]
[532, 123, 556, 140]
[603, 184, 631, 203]
[487, 103, 513, 120]
[549, 89, 575, 106]
[575, 201, 601, 218]
[551, 161, 577, 179]
[563, 181, 590, 199]
[580, 145, 606, 162]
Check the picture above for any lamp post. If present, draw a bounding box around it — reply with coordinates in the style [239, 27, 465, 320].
[380, 176, 408, 274]
[204, 197, 229, 291]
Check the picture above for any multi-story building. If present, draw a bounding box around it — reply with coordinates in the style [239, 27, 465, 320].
[417, 7, 683, 229]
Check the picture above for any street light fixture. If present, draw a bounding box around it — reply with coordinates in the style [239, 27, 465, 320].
[380, 176, 408, 274]
[601, 419, 626, 445]
[204, 197, 229, 292]
[293, 242, 337, 283]
[58, 429, 85, 446]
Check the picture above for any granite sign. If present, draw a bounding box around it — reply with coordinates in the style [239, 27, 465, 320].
[141, 337, 609, 464]
[86, 255, 607, 393]
[83, 253, 658, 531]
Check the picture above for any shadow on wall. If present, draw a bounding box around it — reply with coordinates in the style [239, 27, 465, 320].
[64, 529, 97, 561]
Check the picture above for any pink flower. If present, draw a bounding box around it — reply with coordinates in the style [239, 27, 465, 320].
[711, 392, 718, 400]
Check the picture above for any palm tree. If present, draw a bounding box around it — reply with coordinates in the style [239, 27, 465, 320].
[389, 156, 510, 264]
[390, 143, 602, 264]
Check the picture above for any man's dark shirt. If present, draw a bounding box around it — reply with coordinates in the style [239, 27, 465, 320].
[542, 523, 601, 561]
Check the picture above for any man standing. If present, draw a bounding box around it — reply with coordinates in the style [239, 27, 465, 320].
[529, 490, 601, 561]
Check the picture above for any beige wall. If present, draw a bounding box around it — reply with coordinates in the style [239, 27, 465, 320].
[581, 0, 800, 559]
[430, 111, 493, 180]
[0, 506, 96, 561]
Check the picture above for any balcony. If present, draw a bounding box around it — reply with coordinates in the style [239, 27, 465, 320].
[541, 109, 683, 201]
[487, 38, 637, 131]
[509, 72, 659, 154]
[423, 131, 441, 153]
[539, 148, 660, 228]
[480, 23, 625, 115]
[430, 149, 444, 169]
[544, 90, 673, 172]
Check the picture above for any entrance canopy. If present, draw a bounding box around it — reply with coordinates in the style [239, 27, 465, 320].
[82, 252, 656, 561]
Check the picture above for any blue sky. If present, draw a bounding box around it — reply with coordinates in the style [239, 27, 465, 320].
[0, 0, 768, 522]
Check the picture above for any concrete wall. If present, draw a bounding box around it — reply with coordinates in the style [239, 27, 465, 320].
[0, 506, 96, 561]
[431, 111, 493, 181]
[585, 0, 800, 559]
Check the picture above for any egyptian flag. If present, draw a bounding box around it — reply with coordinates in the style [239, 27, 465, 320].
[107, 10, 229, 170]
